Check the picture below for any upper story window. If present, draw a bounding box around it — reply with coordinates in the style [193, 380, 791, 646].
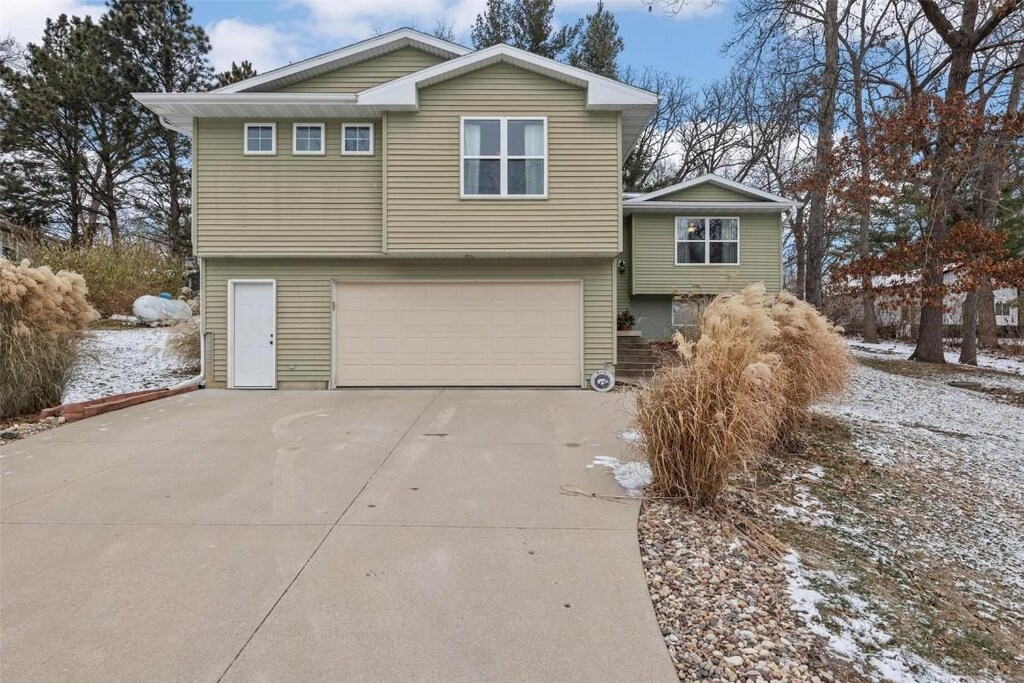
[461, 117, 546, 198]
[675, 217, 739, 265]
[244, 123, 276, 155]
[293, 123, 325, 155]
[342, 123, 373, 155]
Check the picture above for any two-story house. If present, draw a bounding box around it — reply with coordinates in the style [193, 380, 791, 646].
[135, 29, 795, 390]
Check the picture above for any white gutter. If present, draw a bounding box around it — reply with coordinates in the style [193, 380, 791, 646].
[623, 201, 802, 214]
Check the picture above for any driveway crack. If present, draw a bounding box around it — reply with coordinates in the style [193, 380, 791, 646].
[215, 389, 444, 682]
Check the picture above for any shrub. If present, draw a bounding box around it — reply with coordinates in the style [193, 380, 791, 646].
[0, 258, 98, 418]
[635, 285, 788, 507]
[32, 241, 186, 317]
[765, 292, 853, 440]
[166, 319, 200, 370]
[633, 284, 851, 507]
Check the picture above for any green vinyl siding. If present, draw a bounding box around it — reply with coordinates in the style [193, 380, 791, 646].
[385, 63, 621, 254]
[657, 184, 758, 202]
[617, 219, 631, 313]
[631, 211, 783, 295]
[203, 257, 615, 387]
[194, 119, 382, 256]
[278, 47, 446, 93]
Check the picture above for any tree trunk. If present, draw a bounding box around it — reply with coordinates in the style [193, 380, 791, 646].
[852, 56, 877, 343]
[959, 289, 978, 365]
[913, 0, 979, 363]
[804, 0, 839, 309]
[792, 208, 806, 299]
[977, 281, 998, 347]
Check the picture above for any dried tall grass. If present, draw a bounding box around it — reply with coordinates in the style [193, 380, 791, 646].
[766, 291, 853, 440]
[1, 258, 98, 418]
[33, 242, 186, 317]
[634, 284, 851, 507]
[167, 320, 200, 370]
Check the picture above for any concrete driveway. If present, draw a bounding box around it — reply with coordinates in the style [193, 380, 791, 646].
[0, 388, 674, 682]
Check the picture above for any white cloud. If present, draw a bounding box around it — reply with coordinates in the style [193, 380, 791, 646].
[206, 18, 304, 73]
[1, 0, 106, 47]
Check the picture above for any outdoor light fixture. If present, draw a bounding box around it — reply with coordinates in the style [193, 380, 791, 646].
[617, 259, 627, 274]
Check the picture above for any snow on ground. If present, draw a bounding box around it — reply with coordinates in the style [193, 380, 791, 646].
[588, 456, 651, 496]
[848, 338, 1024, 376]
[780, 350, 1024, 681]
[63, 327, 193, 404]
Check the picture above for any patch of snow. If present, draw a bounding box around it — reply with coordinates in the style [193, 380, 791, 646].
[589, 456, 652, 497]
[782, 551, 965, 683]
[63, 328, 192, 404]
[108, 314, 139, 324]
[848, 338, 1024, 376]
[617, 428, 643, 443]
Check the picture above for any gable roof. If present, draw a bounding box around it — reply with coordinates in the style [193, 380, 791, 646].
[212, 28, 471, 94]
[627, 174, 800, 205]
[358, 43, 658, 148]
[135, 29, 658, 147]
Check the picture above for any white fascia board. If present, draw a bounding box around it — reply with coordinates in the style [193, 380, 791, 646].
[632, 173, 801, 205]
[622, 201, 799, 214]
[358, 44, 658, 111]
[212, 28, 470, 94]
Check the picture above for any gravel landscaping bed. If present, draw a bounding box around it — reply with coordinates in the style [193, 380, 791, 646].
[640, 499, 863, 683]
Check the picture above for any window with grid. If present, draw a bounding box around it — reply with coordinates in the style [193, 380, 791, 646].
[342, 124, 373, 155]
[675, 217, 739, 265]
[462, 117, 546, 197]
[244, 123, 275, 154]
[293, 124, 324, 154]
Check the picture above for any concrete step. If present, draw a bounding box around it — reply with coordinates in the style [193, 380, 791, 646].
[617, 362, 660, 372]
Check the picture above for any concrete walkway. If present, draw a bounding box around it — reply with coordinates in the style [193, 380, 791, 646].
[0, 389, 674, 682]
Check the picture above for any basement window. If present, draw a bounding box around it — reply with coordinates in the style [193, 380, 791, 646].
[244, 123, 276, 155]
[675, 217, 739, 265]
[461, 117, 546, 198]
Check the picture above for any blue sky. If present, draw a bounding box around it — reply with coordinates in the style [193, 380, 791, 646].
[6, 0, 738, 86]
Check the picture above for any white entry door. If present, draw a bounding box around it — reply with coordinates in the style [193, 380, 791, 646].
[230, 281, 276, 388]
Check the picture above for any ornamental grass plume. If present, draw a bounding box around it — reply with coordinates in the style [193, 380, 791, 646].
[765, 291, 853, 441]
[1, 258, 98, 418]
[633, 284, 851, 508]
[634, 284, 788, 507]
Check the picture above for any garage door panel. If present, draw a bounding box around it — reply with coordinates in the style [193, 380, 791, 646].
[335, 281, 582, 387]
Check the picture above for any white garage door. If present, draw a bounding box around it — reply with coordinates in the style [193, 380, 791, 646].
[334, 281, 582, 386]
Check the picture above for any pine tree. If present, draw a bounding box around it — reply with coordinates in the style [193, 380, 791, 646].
[106, 0, 212, 256]
[510, 0, 581, 59]
[214, 60, 256, 88]
[472, 0, 513, 48]
[0, 16, 91, 244]
[568, 2, 624, 78]
[75, 14, 146, 245]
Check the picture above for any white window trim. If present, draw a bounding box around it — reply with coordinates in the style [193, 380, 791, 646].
[341, 122, 374, 156]
[459, 115, 548, 199]
[243, 122, 276, 155]
[673, 216, 741, 266]
[292, 122, 325, 155]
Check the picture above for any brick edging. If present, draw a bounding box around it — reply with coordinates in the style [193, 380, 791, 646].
[41, 385, 199, 423]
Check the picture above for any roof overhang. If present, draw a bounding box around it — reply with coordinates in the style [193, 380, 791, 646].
[358, 44, 659, 149]
[212, 28, 470, 93]
[134, 35, 659, 149]
[622, 201, 799, 215]
[629, 173, 802, 206]
[133, 93, 367, 135]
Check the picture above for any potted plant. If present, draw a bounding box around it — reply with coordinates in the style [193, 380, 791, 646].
[617, 309, 635, 331]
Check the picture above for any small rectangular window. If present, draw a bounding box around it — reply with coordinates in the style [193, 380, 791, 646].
[244, 123, 276, 155]
[292, 123, 324, 155]
[461, 117, 546, 198]
[675, 217, 739, 265]
[342, 123, 373, 155]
